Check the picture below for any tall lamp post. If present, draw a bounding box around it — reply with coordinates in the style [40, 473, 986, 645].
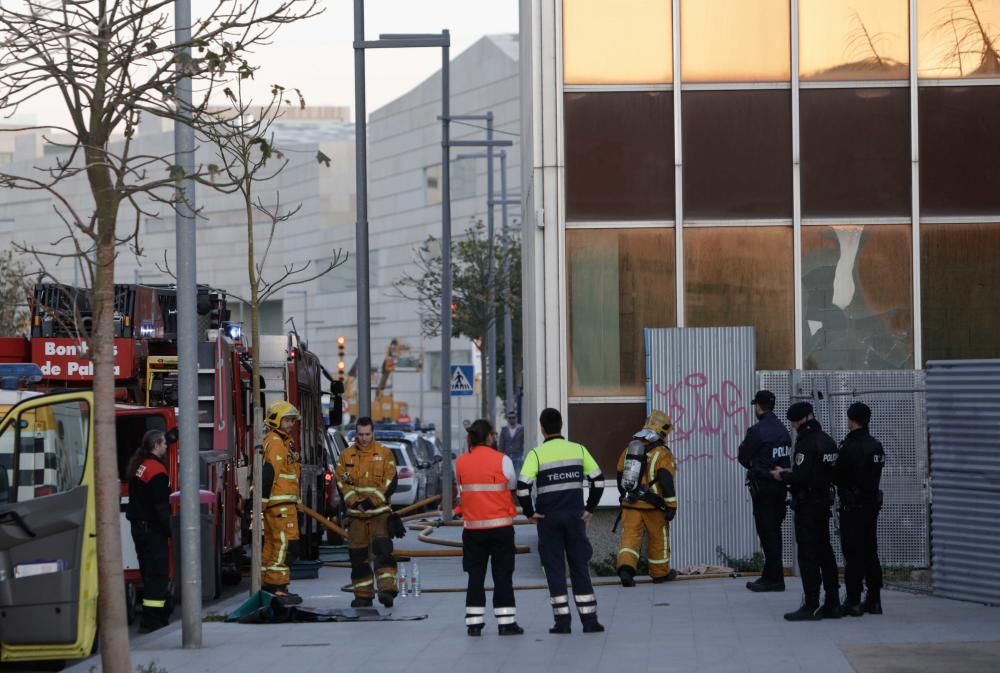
[174, 0, 202, 648]
[352, 0, 455, 515]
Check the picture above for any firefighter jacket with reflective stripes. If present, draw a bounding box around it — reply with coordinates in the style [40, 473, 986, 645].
[336, 440, 398, 517]
[262, 428, 300, 509]
[127, 456, 171, 536]
[517, 436, 604, 517]
[616, 442, 677, 512]
[455, 444, 517, 529]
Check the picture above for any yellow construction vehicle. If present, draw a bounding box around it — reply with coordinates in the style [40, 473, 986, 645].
[343, 338, 415, 423]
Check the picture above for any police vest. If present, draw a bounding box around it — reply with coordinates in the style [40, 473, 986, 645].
[263, 429, 300, 508]
[520, 437, 601, 515]
[455, 445, 516, 529]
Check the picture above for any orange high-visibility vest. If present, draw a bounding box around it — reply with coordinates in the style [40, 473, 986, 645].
[455, 445, 516, 529]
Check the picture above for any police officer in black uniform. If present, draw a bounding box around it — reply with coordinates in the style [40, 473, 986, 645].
[835, 402, 885, 617]
[771, 402, 840, 621]
[738, 390, 791, 592]
[126, 429, 172, 633]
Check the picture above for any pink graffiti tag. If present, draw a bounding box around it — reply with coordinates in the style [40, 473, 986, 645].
[653, 373, 749, 464]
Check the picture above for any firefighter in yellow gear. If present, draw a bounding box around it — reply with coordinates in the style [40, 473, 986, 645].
[615, 410, 678, 586]
[261, 401, 303, 603]
[335, 416, 399, 608]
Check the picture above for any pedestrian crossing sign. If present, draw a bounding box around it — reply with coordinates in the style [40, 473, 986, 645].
[450, 365, 474, 396]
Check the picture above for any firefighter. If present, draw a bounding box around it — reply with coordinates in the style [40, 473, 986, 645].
[126, 429, 171, 633]
[738, 390, 792, 592]
[517, 408, 605, 634]
[771, 402, 840, 621]
[615, 410, 678, 587]
[455, 419, 523, 636]
[261, 401, 303, 604]
[336, 416, 398, 608]
[835, 402, 885, 617]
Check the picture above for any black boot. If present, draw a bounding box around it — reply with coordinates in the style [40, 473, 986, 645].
[549, 616, 572, 634]
[748, 580, 785, 593]
[818, 595, 842, 619]
[783, 602, 822, 622]
[498, 623, 525, 636]
[378, 590, 396, 608]
[351, 597, 373, 608]
[841, 602, 864, 617]
[467, 624, 484, 637]
[863, 593, 883, 615]
[618, 566, 636, 588]
[582, 618, 605, 633]
[652, 568, 678, 584]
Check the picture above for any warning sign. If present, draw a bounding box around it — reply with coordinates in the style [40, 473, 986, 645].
[450, 365, 474, 397]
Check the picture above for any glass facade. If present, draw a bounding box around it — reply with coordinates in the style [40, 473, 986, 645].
[564, 0, 672, 84]
[802, 225, 913, 369]
[684, 227, 795, 370]
[567, 229, 676, 396]
[922, 223, 1000, 362]
[557, 0, 1000, 398]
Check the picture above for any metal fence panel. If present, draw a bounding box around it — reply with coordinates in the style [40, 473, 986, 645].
[927, 359, 1000, 605]
[759, 370, 929, 569]
[645, 327, 757, 568]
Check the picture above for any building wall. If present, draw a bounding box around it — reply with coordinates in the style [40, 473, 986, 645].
[524, 0, 1000, 468]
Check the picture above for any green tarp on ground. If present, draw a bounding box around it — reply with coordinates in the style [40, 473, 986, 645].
[226, 591, 427, 624]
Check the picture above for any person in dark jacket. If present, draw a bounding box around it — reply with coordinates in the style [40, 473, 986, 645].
[771, 402, 840, 621]
[738, 390, 791, 592]
[126, 429, 172, 633]
[835, 402, 886, 616]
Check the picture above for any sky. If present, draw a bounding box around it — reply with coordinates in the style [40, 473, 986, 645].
[14, 0, 520, 125]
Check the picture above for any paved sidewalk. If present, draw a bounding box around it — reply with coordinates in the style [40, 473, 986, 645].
[65, 521, 1000, 673]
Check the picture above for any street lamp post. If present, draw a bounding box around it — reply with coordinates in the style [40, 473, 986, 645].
[352, 2, 454, 516]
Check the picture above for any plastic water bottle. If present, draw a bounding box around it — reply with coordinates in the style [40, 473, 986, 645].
[412, 561, 421, 597]
[398, 563, 408, 598]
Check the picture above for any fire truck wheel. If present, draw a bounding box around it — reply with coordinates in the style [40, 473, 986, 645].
[125, 582, 137, 625]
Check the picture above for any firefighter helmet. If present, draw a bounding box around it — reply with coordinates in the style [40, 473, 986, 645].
[265, 400, 300, 429]
[634, 410, 672, 442]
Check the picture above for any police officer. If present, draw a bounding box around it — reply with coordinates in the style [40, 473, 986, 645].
[771, 402, 840, 621]
[126, 429, 171, 633]
[518, 408, 605, 634]
[835, 402, 885, 617]
[738, 390, 791, 592]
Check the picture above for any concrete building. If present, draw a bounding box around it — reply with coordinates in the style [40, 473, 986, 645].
[0, 36, 521, 442]
[519, 0, 1000, 472]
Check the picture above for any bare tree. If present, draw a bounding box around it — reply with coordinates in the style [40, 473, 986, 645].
[0, 1, 319, 669]
[196, 80, 346, 593]
[0, 248, 33, 336]
[930, 0, 1000, 77]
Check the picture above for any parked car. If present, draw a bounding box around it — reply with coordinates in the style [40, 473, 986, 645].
[413, 433, 444, 498]
[321, 428, 349, 543]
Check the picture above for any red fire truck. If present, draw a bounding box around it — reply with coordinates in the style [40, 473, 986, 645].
[0, 283, 329, 625]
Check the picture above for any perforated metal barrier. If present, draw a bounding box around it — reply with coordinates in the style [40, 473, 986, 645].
[757, 370, 930, 569]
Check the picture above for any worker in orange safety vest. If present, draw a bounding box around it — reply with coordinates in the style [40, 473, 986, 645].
[455, 419, 523, 637]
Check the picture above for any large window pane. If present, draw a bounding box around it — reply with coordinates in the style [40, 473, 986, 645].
[567, 229, 676, 396]
[918, 0, 1000, 78]
[681, 0, 790, 82]
[565, 92, 674, 220]
[801, 88, 910, 216]
[568, 403, 647, 477]
[922, 223, 1000, 362]
[684, 227, 794, 369]
[682, 91, 792, 218]
[564, 0, 672, 84]
[919, 86, 1000, 215]
[802, 225, 913, 370]
[800, 0, 909, 80]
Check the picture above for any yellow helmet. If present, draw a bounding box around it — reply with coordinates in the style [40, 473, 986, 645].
[265, 400, 300, 429]
[635, 410, 672, 442]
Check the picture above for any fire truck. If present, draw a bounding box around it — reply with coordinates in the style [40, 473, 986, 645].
[0, 283, 328, 657]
